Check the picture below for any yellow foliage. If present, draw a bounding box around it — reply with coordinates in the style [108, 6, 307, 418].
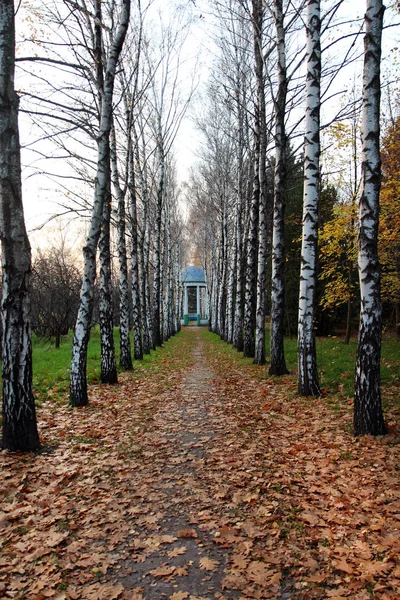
[380, 116, 400, 304]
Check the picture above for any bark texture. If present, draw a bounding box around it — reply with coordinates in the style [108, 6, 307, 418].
[99, 188, 118, 384]
[128, 143, 143, 360]
[297, 0, 321, 397]
[243, 139, 259, 358]
[0, 0, 40, 451]
[70, 0, 131, 406]
[354, 0, 387, 436]
[111, 128, 132, 370]
[253, 0, 268, 366]
[270, 0, 289, 376]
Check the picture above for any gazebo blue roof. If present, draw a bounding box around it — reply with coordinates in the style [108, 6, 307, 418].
[181, 266, 206, 284]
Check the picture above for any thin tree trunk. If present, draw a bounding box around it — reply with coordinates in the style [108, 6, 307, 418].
[70, 0, 131, 406]
[297, 0, 321, 397]
[354, 0, 387, 436]
[243, 121, 260, 358]
[133, 122, 152, 354]
[144, 218, 155, 351]
[270, 0, 289, 375]
[110, 127, 132, 370]
[98, 184, 118, 384]
[233, 199, 244, 351]
[165, 200, 174, 339]
[344, 266, 352, 345]
[0, 0, 40, 451]
[233, 150, 244, 351]
[128, 141, 143, 360]
[226, 228, 236, 344]
[174, 245, 181, 334]
[153, 122, 165, 347]
[210, 230, 219, 333]
[218, 199, 228, 339]
[254, 0, 267, 366]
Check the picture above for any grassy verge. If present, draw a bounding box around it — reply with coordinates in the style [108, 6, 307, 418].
[2, 324, 399, 417]
[30, 326, 195, 406]
[198, 327, 399, 414]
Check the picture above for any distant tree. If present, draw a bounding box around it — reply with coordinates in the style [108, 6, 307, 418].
[31, 245, 82, 348]
[380, 115, 400, 336]
[318, 197, 358, 337]
[0, 0, 40, 451]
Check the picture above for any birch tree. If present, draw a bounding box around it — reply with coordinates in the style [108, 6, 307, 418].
[354, 0, 387, 436]
[70, 0, 131, 406]
[253, 0, 269, 366]
[0, 0, 40, 451]
[110, 125, 133, 370]
[297, 0, 321, 397]
[269, 0, 289, 375]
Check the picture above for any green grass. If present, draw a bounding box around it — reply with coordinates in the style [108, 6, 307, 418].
[2, 324, 399, 414]
[30, 326, 196, 406]
[199, 326, 399, 408]
[32, 328, 105, 404]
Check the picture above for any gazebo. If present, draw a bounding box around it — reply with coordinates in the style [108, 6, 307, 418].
[181, 266, 208, 326]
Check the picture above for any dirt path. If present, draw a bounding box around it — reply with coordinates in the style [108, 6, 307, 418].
[113, 330, 243, 598]
[1, 327, 399, 600]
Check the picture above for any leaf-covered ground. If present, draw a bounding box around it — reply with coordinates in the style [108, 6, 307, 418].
[1, 328, 399, 600]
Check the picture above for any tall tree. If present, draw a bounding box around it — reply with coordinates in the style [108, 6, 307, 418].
[253, 0, 268, 366]
[70, 0, 131, 406]
[354, 0, 387, 436]
[0, 0, 40, 451]
[110, 125, 133, 370]
[297, 0, 321, 397]
[269, 0, 289, 375]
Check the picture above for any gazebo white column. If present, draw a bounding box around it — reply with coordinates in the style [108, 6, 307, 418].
[184, 284, 188, 315]
[196, 285, 200, 316]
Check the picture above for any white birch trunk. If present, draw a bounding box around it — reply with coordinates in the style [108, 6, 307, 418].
[153, 120, 165, 347]
[174, 246, 181, 333]
[110, 127, 132, 370]
[210, 231, 219, 333]
[144, 219, 155, 351]
[98, 184, 118, 384]
[270, 0, 289, 375]
[226, 230, 236, 344]
[133, 123, 153, 354]
[297, 0, 321, 397]
[70, 0, 131, 406]
[232, 197, 244, 351]
[232, 93, 245, 352]
[254, 0, 268, 366]
[0, 0, 40, 450]
[217, 200, 228, 339]
[354, 0, 386, 436]
[243, 119, 260, 358]
[128, 142, 143, 360]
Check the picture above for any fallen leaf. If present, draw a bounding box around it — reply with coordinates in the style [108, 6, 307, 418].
[169, 593, 189, 600]
[178, 528, 197, 539]
[168, 546, 187, 558]
[199, 557, 218, 571]
[149, 565, 176, 578]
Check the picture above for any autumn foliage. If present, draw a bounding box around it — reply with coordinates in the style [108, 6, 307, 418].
[380, 116, 400, 319]
[1, 329, 399, 599]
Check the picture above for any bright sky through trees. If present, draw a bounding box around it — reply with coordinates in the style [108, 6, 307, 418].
[15, 0, 399, 234]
